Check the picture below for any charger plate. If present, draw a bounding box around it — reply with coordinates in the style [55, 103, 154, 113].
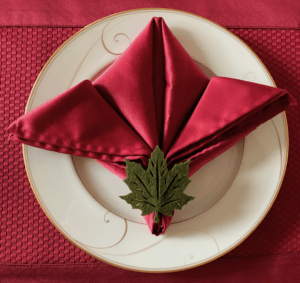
[23, 9, 288, 272]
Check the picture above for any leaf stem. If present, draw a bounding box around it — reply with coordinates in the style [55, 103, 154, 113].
[154, 211, 160, 223]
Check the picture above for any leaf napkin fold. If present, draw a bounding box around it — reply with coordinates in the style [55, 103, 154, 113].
[7, 17, 296, 235]
[121, 146, 194, 235]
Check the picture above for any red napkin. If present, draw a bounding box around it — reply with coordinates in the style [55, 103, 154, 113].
[7, 17, 295, 235]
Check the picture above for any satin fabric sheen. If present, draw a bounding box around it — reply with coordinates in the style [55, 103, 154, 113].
[7, 18, 295, 235]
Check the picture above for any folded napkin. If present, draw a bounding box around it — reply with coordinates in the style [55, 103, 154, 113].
[7, 17, 295, 235]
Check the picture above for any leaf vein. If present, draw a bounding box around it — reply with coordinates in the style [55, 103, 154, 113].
[134, 173, 152, 198]
[162, 173, 179, 198]
[161, 199, 181, 208]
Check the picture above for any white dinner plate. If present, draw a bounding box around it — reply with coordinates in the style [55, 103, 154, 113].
[23, 9, 289, 272]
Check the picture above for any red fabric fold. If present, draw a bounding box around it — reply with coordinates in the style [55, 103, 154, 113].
[7, 17, 295, 235]
[7, 80, 151, 164]
[144, 212, 174, 236]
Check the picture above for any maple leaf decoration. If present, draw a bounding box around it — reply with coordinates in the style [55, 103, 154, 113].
[120, 146, 195, 223]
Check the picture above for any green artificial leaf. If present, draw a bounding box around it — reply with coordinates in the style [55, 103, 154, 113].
[120, 146, 194, 223]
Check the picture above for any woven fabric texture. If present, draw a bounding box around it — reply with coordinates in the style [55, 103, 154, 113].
[0, 27, 299, 264]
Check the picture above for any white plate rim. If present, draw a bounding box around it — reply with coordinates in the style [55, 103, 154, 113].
[22, 8, 289, 273]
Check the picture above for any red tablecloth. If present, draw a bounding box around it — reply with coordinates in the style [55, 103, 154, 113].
[1, 2, 300, 282]
[1, 0, 300, 28]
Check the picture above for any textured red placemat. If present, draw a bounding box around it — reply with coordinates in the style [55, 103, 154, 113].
[1, 0, 300, 28]
[0, 27, 299, 264]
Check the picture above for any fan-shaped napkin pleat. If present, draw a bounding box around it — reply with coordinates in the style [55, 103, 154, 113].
[93, 19, 161, 150]
[167, 77, 294, 176]
[7, 80, 151, 163]
[93, 17, 210, 153]
[159, 18, 209, 153]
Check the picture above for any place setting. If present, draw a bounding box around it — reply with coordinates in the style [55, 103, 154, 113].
[3, 7, 298, 279]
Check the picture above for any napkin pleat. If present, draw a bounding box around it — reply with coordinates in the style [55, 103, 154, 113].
[167, 77, 293, 166]
[160, 18, 209, 153]
[93, 20, 160, 150]
[7, 80, 151, 163]
[172, 94, 291, 176]
[151, 17, 166, 147]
